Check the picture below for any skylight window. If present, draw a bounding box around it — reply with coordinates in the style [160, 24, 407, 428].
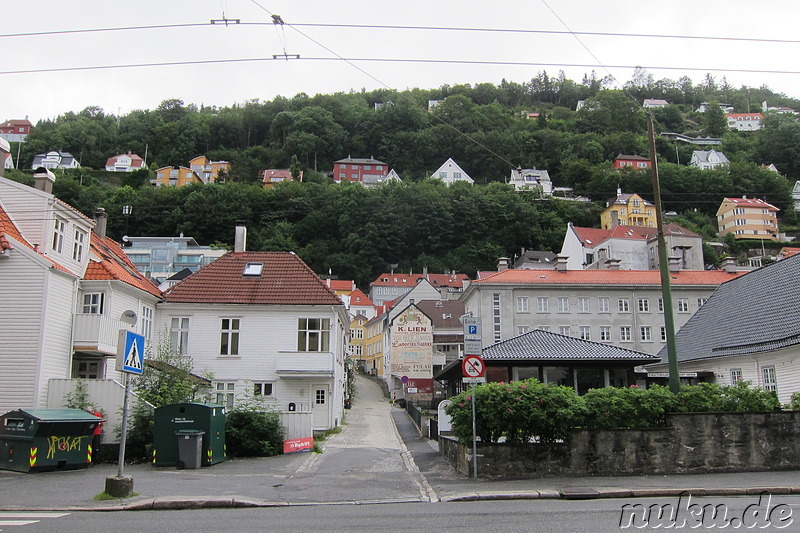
[243, 262, 263, 276]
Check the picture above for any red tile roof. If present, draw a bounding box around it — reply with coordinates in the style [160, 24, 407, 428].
[104, 153, 145, 169]
[164, 252, 343, 305]
[326, 279, 356, 292]
[348, 289, 374, 307]
[371, 272, 468, 288]
[86, 234, 162, 297]
[573, 223, 698, 247]
[724, 113, 763, 120]
[722, 197, 778, 211]
[474, 269, 742, 286]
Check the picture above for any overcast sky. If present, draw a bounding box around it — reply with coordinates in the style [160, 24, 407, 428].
[3, 0, 800, 123]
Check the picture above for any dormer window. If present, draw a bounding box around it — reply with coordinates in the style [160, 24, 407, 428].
[243, 262, 263, 276]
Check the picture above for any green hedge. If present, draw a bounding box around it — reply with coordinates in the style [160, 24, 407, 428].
[444, 379, 781, 444]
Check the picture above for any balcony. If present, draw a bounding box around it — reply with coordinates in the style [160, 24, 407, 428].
[72, 314, 129, 355]
[276, 351, 335, 378]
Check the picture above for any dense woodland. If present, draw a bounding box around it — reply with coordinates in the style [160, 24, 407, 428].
[5, 70, 800, 286]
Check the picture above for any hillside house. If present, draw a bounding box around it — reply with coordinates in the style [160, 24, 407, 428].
[725, 113, 763, 131]
[369, 268, 469, 306]
[600, 190, 656, 229]
[189, 156, 230, 183]
[432, 158, 473, 185]
[153, 166, 203, 187]
[0, 118, 34, 142]
[716, 197, 779, 241]
[31, 151, 80, 169]
[333, 157, 387, 184]
[691, 150, 729, 170]
[105, 153, 147, 172]
[508, 168, 552, 194]
[613, 155, 651, 170]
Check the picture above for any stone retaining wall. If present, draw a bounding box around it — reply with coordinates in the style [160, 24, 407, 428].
[440, 412, 800, 479]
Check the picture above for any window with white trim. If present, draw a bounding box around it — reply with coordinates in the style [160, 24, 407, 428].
[618, 298, 630, 312]
[600, 326, 611, 341]
[492, 293, 502, 342]
[297, 318, 330, 351]
[170, 317, 190, 354]
[640, 326, 652, 341]
[620, 326, 632, 341]
[220, 318, 240, 356]
[638, 298, 650, 312]
[579, 297, 590, 312]
[537, 297, 549, 312]
[598, 297, 610, 313]
[52, 216, 66, 253]
[697, 298, 707, 308]
[730, 368, 742, 386]
[762, 366, 777, 393]
[658, 298, 664, 312]
[677, 298, 689, 312]
[557, 297, 570, 312]
[72, 228, 86, 261]
[516, 297, 529, 313]
[82, 293, 104, 314]
[141, 305, 153, 341]
[579, 326, 591, 340]
[517, 325, 529, 335]
[559, 325, 570, 336]
[253, 382, 273, 397]
[660, 326, 667, 342]
[215, 382, 235, 408]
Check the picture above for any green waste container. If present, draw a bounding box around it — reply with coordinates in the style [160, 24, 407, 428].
[0, 409, 101, 473]
[153, 403, 226, 467]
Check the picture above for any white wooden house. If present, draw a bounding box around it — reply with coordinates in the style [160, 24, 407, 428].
[431, 158, 473, 185]
[156, 232, 349, 431]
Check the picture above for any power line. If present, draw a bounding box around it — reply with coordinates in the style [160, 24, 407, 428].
[3, 21, 799, 46]
[3, 56, 800, 77]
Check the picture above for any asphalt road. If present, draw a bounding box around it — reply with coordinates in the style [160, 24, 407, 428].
[4, 496, 800, 532]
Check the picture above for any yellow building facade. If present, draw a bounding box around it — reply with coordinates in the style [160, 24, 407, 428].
[153, 166, 203, 187]
[600, 191, 656, 229]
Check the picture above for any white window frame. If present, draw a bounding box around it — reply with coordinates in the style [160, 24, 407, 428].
[579, 326, 591, 340]
[52, 216, 66, 253]
[557, 297, 570, 313]
[215, 381, 235, 408]
[537, 297, 549, 312]
[598, 297, 610, 313]
[762, 366, 777, 393]
[220, 318, 240, 356]
[298, 318, 330, 352]
[620, 326, 632, 341]
[516, 296, 529, 313]
[171, 317, 190, 355]
[618, 298, 630, 313]
[600, 326, 611, 342]
[640, 325, 652, 341]
[253, 382, 274, 397]
[517, 325, 529, 335]
[677, 298, 690, 313]
[559, 325, 570, 336]
[141, 305, 153, 341]
[579, 297, 590, 313]
[638, 298, 650, 312]
[730, 368, 742, 386]
[72, 228, 86, 262]
[82, 292, 104, 314]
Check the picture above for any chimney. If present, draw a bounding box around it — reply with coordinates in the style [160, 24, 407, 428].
[33, 167, 56, 194]
[721, 257, 737, 273]
[234, 224, 247, 253]
[668, 256, 681, 272]
[497, 257, 510, 271]
[554, 255, 568, 272]
[440, 287, 448, 299]
[423, 265, 429, 280]
[93, 208, 107, 239]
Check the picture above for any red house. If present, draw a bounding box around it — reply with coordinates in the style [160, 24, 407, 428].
[0, 118, 34, 142]
[333, 157, 387, 184]
[613, 154, 651, 170]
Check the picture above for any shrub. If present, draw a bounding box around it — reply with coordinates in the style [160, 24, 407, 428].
[720, 380, 780, 411]
[583, 385, 678, 429]
[787, 392, 800, 411]
[675, 382, 726, 412]
[226, 408, 284, 457]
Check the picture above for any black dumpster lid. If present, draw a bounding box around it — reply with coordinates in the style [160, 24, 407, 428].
[175, 429, 206, 435]
[10, 409, 101, 422]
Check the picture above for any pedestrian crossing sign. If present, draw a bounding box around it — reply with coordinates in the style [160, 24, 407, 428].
[116, 330, 145, 375]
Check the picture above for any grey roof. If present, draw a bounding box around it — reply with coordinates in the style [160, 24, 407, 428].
[334, 157, 386, 165]
[482, 329, 657, 362]
[692, 150, 729, 164]
[655, 253, 800, 364]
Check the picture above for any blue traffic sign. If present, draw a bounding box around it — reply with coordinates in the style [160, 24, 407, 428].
[116, 330, 145, 375]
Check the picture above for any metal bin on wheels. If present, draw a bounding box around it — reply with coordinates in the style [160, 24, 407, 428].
[152, 403, 226, 467]
[0, 409, 101, 473]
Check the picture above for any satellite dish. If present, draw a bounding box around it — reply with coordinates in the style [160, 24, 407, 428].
[120, 310, 137, 326]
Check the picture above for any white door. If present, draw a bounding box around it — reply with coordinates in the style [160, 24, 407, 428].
[311, 384, 330, 429]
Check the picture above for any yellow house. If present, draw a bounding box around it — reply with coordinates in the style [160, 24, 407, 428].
[363, 313, 386, 376]
[600, 189, 656, 229]
[153, 166, 203, 187]
[717, 196, 779, 241]
[349, 314, 369, 370]
[188, 156, 230, 183]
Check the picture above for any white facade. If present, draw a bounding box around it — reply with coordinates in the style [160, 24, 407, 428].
[154, 302, 348, 431]
[691, 149, 729, 170]
[508, 168, 553, 194]
[432, 158, 473, 185]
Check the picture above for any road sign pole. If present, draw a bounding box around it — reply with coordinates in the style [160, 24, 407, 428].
[471, 381, 477, 479]
[117, 373, 131, 478]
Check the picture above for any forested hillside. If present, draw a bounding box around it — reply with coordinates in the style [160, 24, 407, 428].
[6, 70, 800, 286]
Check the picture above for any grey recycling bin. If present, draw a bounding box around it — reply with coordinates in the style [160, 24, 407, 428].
[175, 430, 205, 469]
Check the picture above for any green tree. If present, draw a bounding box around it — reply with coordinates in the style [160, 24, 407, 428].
[703, 101, 728, 137]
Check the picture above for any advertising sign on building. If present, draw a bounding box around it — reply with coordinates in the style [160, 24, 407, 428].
[390, 306, 434, 395]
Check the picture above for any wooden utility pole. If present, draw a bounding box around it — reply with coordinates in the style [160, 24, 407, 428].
[647, 114, 681, 394]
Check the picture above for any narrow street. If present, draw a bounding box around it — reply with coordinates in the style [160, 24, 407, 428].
[274, 376, 436, 503]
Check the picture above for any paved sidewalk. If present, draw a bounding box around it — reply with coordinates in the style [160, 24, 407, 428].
[1, 376, 800, 511]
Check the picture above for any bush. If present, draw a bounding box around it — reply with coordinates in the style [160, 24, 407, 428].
[675, 382, 726, 412]
[125, 403, 155, 461]
[583, 385, 678, 429]
[719, 380, 780, 412]
[444, 379, 582, 444]
[787, 392, 800, 411]
[226, 409, 284, 457]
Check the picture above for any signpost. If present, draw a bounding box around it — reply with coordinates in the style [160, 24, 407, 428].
[107, 330, 145, 497]
[461, 316, 484, 480]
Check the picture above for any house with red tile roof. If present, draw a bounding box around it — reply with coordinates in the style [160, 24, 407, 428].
[369, 267, 469, 306]
[105, 152, 147, 172]
[344, 289, 376, 319]
[716, 196, 779, 241]
[461, 266, 742, 357]
[0, 118, 34, 142]
[560, 222, 705, 271]
[0, 174, 161, 425]
[157, 236, 349, 431]
[725, 112, 763, 131]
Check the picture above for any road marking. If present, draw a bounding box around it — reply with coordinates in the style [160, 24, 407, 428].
[0, 512, 69, 529]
